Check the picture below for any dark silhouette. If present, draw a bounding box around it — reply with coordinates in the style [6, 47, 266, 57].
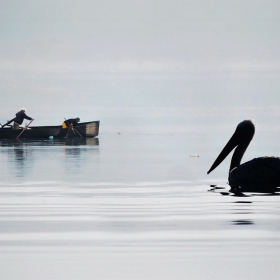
[13, 108, 34, 130]
[207, 120, 280, 190]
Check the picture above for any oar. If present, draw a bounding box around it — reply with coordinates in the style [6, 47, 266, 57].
[64, 119, 74, 139]
[64, 118, 83, 138]
[64, 127, 74, 138]
[1, 124, 12, 128]
[73, 128, 83, 138]
[1, 118, 16, 128]
[16, 119, 34, 139]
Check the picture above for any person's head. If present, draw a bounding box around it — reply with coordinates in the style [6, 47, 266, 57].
[76, 117, 80, 122]
[21, 108, 26, 112]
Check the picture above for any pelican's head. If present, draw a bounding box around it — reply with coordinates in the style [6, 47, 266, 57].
[207, 120, 255, 175]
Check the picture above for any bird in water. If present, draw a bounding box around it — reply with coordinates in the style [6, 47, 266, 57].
[207, 120, 280, 191]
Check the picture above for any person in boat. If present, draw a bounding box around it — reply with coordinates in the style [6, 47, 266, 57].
[62, 117, 80, 131]
[13, 108, 34, 130]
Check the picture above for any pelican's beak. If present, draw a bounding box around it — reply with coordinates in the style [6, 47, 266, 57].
[207, 131, 240, 174]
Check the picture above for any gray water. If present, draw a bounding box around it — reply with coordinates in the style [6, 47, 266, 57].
[0, 134, 280, 280]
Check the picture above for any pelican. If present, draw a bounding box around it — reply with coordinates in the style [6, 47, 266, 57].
[207, 120, 280, 188]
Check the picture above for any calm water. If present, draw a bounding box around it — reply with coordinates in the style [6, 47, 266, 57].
[0, 134, 280, 280]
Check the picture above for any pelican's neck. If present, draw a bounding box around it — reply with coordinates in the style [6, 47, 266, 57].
[229, 136, 252, 173]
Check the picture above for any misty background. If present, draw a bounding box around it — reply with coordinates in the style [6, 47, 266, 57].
[0, 0, 280, 136]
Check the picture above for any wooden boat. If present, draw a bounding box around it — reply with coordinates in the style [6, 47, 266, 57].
[0, 121, 100, 139]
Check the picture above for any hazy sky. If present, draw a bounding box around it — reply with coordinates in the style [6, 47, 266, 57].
[1, 0, 280, 132]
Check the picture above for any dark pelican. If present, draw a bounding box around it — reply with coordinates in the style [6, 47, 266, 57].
[207, 120, 280, 189]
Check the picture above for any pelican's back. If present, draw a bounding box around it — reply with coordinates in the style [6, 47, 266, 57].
[229, 157, 280, 187]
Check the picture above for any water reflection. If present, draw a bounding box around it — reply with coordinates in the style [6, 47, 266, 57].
[0, 138, 99, 147]
[11, 145, 33, 177]
[0, 140, 33, 177]
[0, 138, 99, 178]
[208, 184, 280, 227]
[61, 138, 99, 146]
[230, 185, 280, 196]
[208, 184, 280, 196]
[62, 138, 99, 172]
[232, 220, 254, 225]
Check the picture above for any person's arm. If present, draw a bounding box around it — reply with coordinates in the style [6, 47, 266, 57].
[23, 113, 33, 121]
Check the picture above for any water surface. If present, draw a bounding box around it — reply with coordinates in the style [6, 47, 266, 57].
[0, 135, 280, 280]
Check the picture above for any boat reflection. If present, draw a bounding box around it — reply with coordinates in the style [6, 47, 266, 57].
[0, 138, 100, 178]
[61, 138, 100, 174]
[0, 137, 99, 147]
[0, 141, 34, 177]
[61, 137, 99, 146]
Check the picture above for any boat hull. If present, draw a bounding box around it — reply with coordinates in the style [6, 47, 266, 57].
[0, 121, 99, 139]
